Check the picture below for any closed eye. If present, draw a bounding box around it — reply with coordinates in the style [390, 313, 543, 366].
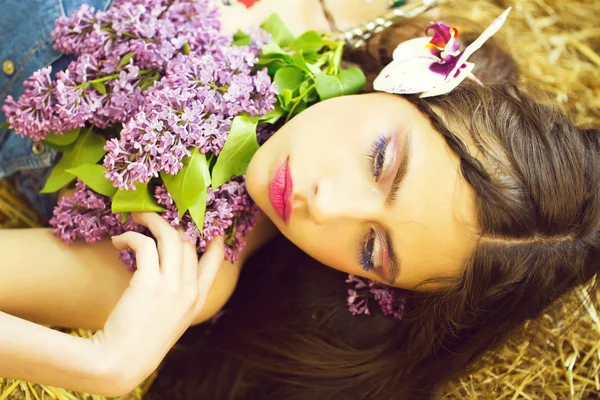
[368, 135, 397, 182]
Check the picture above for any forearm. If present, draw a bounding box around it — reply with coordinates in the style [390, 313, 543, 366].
[0, 312, 130, 397]
[0, 228, 131, 330]
[0, 225, 269, 329]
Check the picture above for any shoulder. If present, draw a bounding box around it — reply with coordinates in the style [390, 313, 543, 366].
[192, 213, 278, 325]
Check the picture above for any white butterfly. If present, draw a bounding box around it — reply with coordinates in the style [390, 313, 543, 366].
[373, 8, 511, 98]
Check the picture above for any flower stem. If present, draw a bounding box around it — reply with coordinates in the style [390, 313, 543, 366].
[286, 84, 315, 122]
[331, 41, 344, 76]
[74, 69, 157, 90]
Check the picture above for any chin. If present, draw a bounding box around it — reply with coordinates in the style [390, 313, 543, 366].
[245, 158, 267, 211]
[244, 171, 260, 205]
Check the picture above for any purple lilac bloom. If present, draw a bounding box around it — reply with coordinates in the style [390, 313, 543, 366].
[346, 274, 407, 320]
[118, 248, 138, 271]
[103, 45, 276, 190]
[51, 4, 99, 56]
[243, 26, 273, 56]
[11, 0, 275, 268]
[91, 64, 145, 128]
[53, 68, 103, 132]
[154, 178, 259, 263]
[2, 68, 57, 141]
[49, 180, 143, 244]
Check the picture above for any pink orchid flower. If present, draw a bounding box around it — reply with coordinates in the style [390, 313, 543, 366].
[373, 8, 511, 98]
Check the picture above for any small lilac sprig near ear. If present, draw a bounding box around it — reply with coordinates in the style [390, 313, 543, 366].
[373, 8, 511, 98]
[346, 274, 406, 321]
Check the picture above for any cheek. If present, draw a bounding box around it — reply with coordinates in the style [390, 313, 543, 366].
[285, 223, 357, 275]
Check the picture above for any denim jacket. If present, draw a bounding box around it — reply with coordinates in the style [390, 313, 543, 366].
[0, 0, 112, 220]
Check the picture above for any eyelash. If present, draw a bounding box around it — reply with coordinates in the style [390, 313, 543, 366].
[359, 135, 391, 273]
[367, 136, 389, 182]
[358, 231, 375, 272]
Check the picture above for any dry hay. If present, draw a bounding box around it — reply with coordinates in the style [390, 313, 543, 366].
[0, 180, 40, 229]
[1, 0, 599, 399]
[442, 283, 600, 400]
[443, 0, 600, 129]
[0, 353, 155, 400]
[0, 374, 154, 400]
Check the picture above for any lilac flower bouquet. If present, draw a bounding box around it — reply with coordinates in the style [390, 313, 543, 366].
[2, 0, 366, 267]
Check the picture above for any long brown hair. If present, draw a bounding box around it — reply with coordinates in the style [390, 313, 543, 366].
[147, 15, 600, 400]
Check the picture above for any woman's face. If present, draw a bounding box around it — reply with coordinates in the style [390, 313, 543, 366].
[246, 93, 479, 289]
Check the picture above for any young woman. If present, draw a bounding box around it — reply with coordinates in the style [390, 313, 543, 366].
[2, 2, 598, 399]
[0, 0, 390, 396]
[149, 11, 600, 400]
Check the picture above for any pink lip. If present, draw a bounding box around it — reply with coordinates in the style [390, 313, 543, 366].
[269, 157, 293, 224]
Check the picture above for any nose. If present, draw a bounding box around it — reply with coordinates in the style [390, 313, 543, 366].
[306, 178, 380, 225]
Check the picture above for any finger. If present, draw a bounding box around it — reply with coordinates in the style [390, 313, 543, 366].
[179, 229, 199, 286]
[132, 212, 182, 284]
[112, 232, 160, 279]
[196, 237, 225, 311]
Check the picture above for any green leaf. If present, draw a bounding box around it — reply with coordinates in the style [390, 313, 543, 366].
[160, 148, 211, 216]
[182, 43, 191, 55]
[280, 88, 295, 109]
[92, 82, 107, 95]
[188, 188, 208, 231]
[44, 142, 77, 152]
[257, 44, 295, 70]
[261, 42, 286, 55]
[260, 14, 295, 47]
[66, 163, 117, 197]
[291, 99, 307, 115]
[297, 81, 318, 104]
[112, 182, 165, 213]
[121, 212, 130, 224]
[274, 67, 305, 92]
[314, 68, 366, 101]
[140, 71, 160, 90]
[232, 29, 252, 46]
[338, 67, 367, 96]
[117, 51, 136, 69]
[44, 128, 80, 147]
[0, 122, 9, 129]
[261, 106, 284, 124]
[306, 87, 319, 103]
[306, 62, 322, 76]
[259, 44, 294, 63]
[292, 52, 311, 73]
[40, 127, 107, 193]
[212, 115, 260, 188]
[314, 74, 342, 101]
[289, 31, 324, 54]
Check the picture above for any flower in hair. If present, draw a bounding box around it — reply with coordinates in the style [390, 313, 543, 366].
[346, 274, 406, 321]
[373, 8, 511, 98]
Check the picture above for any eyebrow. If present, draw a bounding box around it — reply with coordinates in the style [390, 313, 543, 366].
[386, 132, 411, 207]
[383, 132, 412, 284]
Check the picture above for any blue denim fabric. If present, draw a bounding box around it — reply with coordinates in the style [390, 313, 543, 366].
[0, 0, 112, 221]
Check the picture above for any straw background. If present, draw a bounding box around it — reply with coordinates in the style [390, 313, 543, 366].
[0, 0, 599, 398]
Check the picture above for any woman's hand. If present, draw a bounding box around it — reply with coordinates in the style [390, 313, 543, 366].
[93, 212, 225, 393]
